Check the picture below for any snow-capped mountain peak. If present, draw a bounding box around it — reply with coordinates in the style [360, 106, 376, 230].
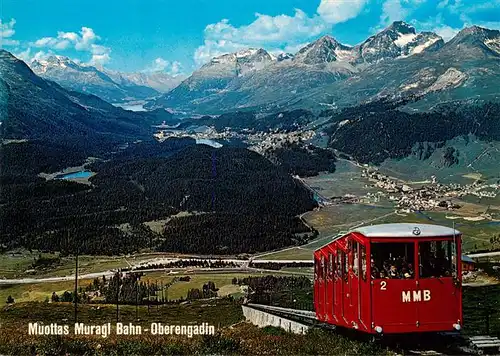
[235, 48, 260, 58]
[394, 33, 418, 47]
[199, 47, 274, 77]
[147, 22, 499, 114]
[353, 21, 443, 63]
[387, 21, 416, 35]
[294, 35, 352, 65]
[208, 48, 271, 64]
[449, 26, 500, 51]
[444, 26, 500, 57]
[28, 55, 160, 103]
[277, 52, 295, 62]
[31, 55, 78, 74]
[485, 37, 500, 55]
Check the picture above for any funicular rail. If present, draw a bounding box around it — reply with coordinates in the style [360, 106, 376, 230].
[243, 304, 497, 355]
[246, 303, 319, 324]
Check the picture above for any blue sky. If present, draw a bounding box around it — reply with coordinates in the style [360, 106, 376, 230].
[1, 0, 499, 75]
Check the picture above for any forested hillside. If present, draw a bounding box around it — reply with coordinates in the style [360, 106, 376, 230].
[263, 142, 337, 177]
[327, 102, 500, 164]
[0, 142, 316, 255]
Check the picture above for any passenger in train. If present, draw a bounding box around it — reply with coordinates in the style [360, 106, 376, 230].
[434, 249, 450, 277]
[407, 263, 414, 276]
[400, 267, 412, 279]
[396, 256, 405, 270]
[382, 260, 391, 275]
[372, 254, 417, 279]
[370, 259, 380, 279]
[389, 265, 398, 278]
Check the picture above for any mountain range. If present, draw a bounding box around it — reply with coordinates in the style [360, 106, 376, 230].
[29, 56, 185, 103]
[16, 21, 499, 115]
[147, 21, 499, 114]
[0, 50, 161, 150]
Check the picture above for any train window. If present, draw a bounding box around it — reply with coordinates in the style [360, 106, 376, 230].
[335, 250, 342, 279]
[343, 251, 348, 281]
[323, 255, 328, 280]
[419, 240, 456, 278]
[360, 244, 367, 281]
[314, 257, 320, 279]
[328, 252, 334, 279]
[320, 255, 325, 280]
[352, 241, 359, 277]
[371, 242, 415, 279]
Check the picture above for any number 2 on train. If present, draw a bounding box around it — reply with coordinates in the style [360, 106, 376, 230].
[380, 281, 387, 290]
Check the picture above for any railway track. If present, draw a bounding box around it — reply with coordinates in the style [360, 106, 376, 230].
[244, 303, 498, 355]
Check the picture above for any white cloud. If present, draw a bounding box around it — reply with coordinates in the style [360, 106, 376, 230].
[33, 37, 71, 49]
[151, 57, 169, 71]
[283, 42, 311, 54]
[1, 18, 19, 46]
[379, 0, 428, 27]
[2, 39, 19, 46]
[413, 14, 462, 42]
[16, 49, 55, 63]
[432, 0, 500, 32]
[13, 47, 31, 62]
[32, 50, 55, 61]
[433, 25, 461, 41]
[74, 27, 98, 50]
[144, 57, 184, 76]
[0, 18, 16, 38]
[380, 0, 410, 25]
[194, 0, 370, 66]
[437, 0, 450, 9]
[194, 9, 329, 65]
[194, 39, 250, 66]
[318, 0, 368, 24]
[444, 0, 500, 15]
[170, 61, 182, 75]
[205, 10, 327, 43]
[30, 26, 111, 65]
[89, 44, 111, 67]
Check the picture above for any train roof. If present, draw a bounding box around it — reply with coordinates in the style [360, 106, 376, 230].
[352, 223, 461, 238]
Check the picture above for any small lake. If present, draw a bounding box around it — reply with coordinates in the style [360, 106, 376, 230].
[55, 171, 93, 180]
[196, 139, 223, 148]
[112, 101, 147, 112]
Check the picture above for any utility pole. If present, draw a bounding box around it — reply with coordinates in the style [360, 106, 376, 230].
[161, 281, 164, 303]
[135, 274, 139, 320]
[156, 280, 159, 312]
[147, 280, 150, 315]
[116, 274, 120, 323]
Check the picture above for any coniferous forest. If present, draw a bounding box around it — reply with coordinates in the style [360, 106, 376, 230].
[0, 139, 317, 255]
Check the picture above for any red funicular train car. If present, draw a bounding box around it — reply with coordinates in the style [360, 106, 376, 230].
[314, 223, 462, 335]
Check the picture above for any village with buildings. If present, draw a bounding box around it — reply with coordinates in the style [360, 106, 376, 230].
[360, 169, 499, 215]
[153, 124, 316, 153]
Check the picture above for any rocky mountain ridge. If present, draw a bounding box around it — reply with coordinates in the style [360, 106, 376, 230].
[30, 55, 160, 103]
[151, 21, 492, 114]
[14, 22, 500, 116]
